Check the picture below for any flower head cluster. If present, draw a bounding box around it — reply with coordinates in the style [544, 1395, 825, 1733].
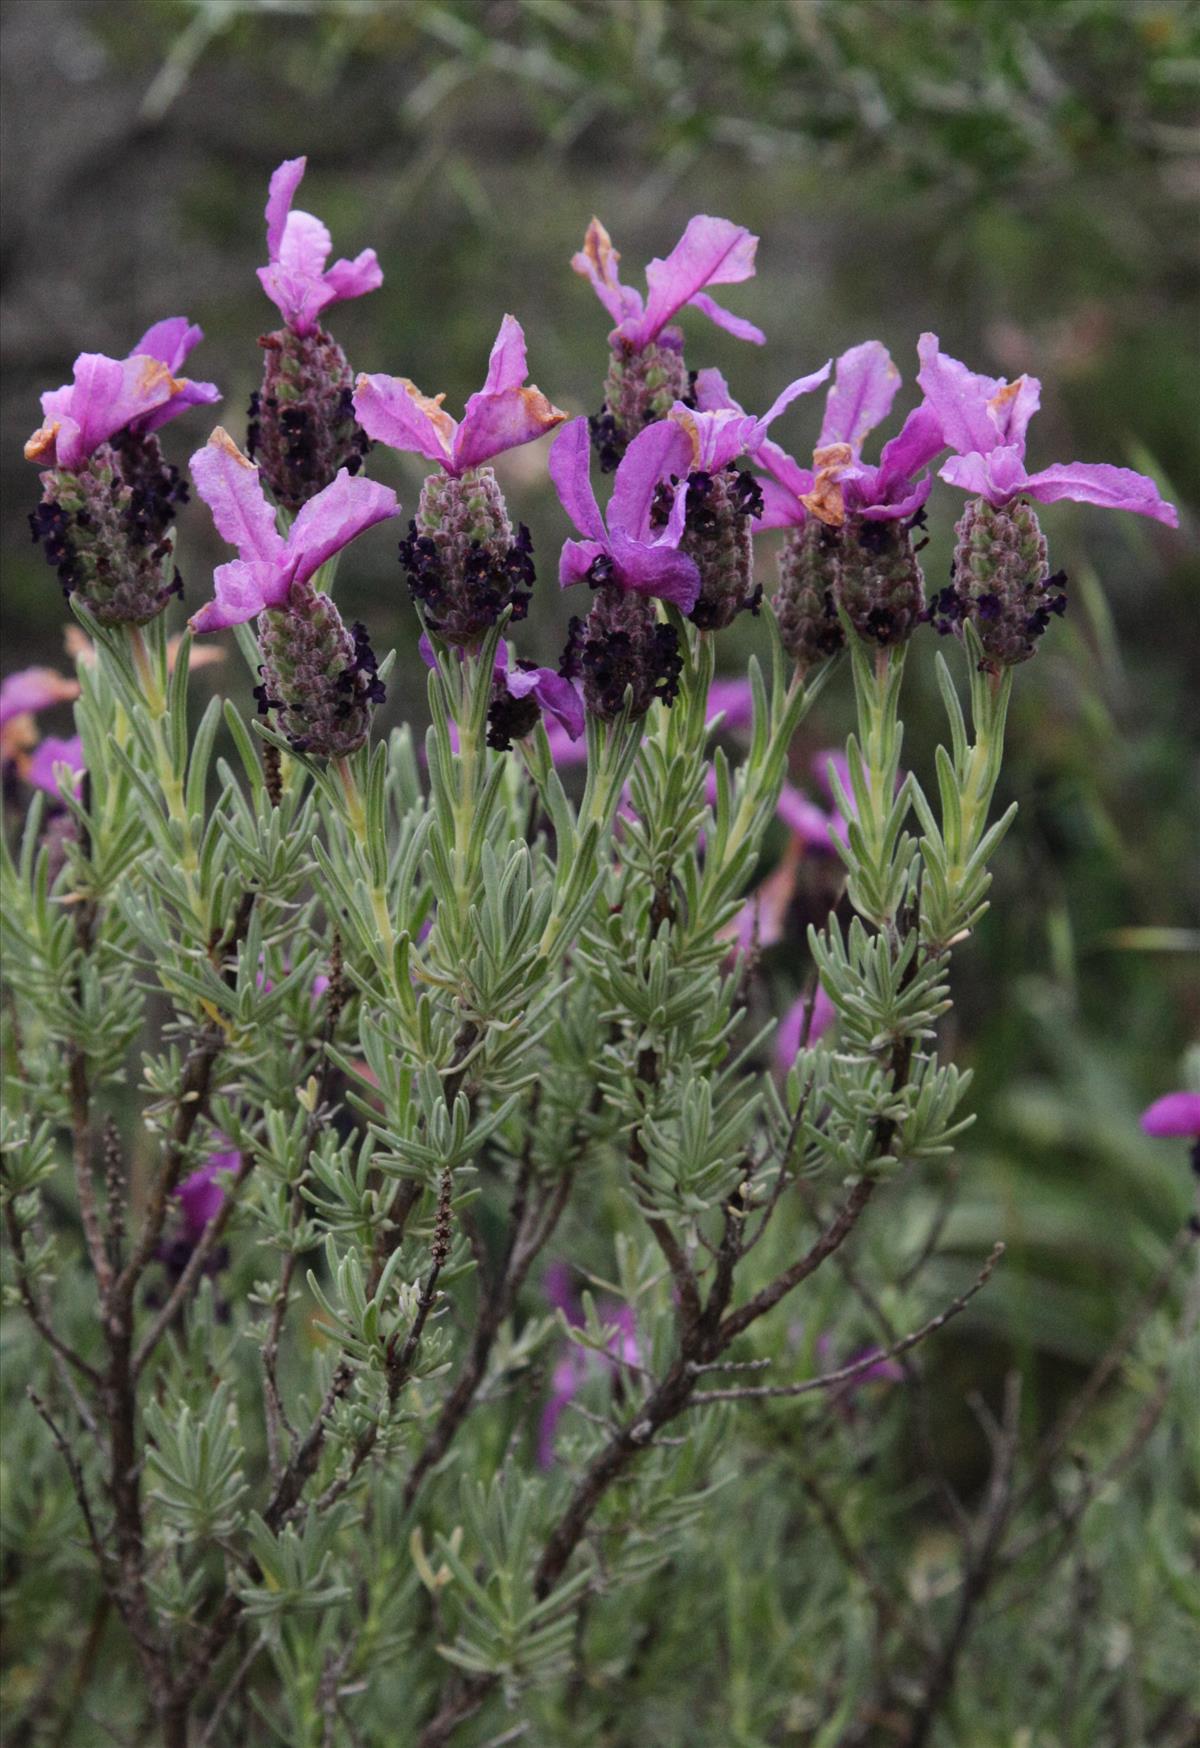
[189, 429, 398, 758]
[356, 317, 564, 648]
[574, 214, 764, 467]
[25, 320, 220, 626]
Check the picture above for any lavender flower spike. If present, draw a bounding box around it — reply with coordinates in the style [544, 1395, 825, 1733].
[353, 315, 565, 478]
[188, 429, 399, 634]
[258, 157, 383, 337]
[916, 334, 1178, 526]
[189, 429, 399, 758]
[573, 215, 765, 352]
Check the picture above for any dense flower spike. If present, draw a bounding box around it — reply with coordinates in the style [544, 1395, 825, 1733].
[918, 334, 1177, 668]
[189, 429, 397, 756]
[355, 316, 563, 646]
[248, 328, 371, 513]
[551, 417, 701, 719]
[25, 323, 220, 626]
[574, 215, 764, 465]
[731, 345, 944, 655]
[257, 157, 382, 337]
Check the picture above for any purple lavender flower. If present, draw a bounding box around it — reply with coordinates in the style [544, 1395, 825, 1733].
[418, 633, 584, 752]
[25, 322, 220, 472]
[537, 1263, 640, 1468]
[574, 214, 765, 468]
[188, 429, 399, 633]
[176, 1151, 238, 1244]
[355, 317, 563, 648]
[916, 334, 1178, 525]
[551, 417, 701, 719]
[917, 334, 1176, 668]
[189, 429, 398, 757]
[573, 214, 765, 353]
[354, 315, 565, 478]
[257, 157, 383, 337]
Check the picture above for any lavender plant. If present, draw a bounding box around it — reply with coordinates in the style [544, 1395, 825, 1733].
[2, 162, 1194, 1748]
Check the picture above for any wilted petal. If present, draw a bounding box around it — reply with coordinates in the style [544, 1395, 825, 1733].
[558, 536, 606, 589]
[608, 527, 700, 610]
[190, 559, 287, 633]
[27, 734, 84, 797]
[819, 342, 901, 453]
[453, 383, 566, 473]
[549, 418, 606, 542]
[1140, 1092, 1200, 1138]
[571, 216, 642, 327]
[190, 428, 287, 564]
[686, 291, 766, 345]
[265, 157, 308, 258]
[630, 215, 760, 348]
[0, 667, 79, 729]
[609, 418, 693, 537]
[1020, 460, 1179, 526]
[669, 404, 760, 473]
[353, 372, 456, 468]
[288, 470, 400, 586]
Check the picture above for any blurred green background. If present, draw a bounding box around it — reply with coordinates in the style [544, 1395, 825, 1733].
[2, 0, 1198, 1389]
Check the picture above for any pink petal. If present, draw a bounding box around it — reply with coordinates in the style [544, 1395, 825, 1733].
[939, 446, 1031, 507]
[755, 475, 807, 530]
[1140, 1092, 1200, 1138]
[256, 264, 337, 337]
[774, 984, 837, 1074]
[27, 734, 84, 797]
[506, 668, 585, 740]
[453, 384, 566, 473]
[265, 157, 308, 259]
[755, 361, 834, 438]
[608, 527, 700, 610]
[135, 375, 222, 437]
[288, 470, 400, 586]
[131, 318, 203, 371]
[686, 291, 766, 345]
[353, 372, 456, 468]
[46, 353, 181, 469]
[609, 419, 693, 539]
[558, 537, 606, 590]
[705, 677, 754, 730]
[189, 559, 287, 634]
[0, 667, 79, 729]
[322, 249, 384, 303]
[916, 333, 1041, 459]
[190, 429, 287, 565]
[481, 314, 529, 394]
[875, 404, 945, 489]
[549, 418, 606, 543]
[669, 405, 761, 473]
[629, 215, 760, 349]
[819, 342, 901, 453]
[693, 366, 743, 413]
[571, 217, 643, 328]
[1021, 461, 1179, 527]
[777, 783, 838, 850]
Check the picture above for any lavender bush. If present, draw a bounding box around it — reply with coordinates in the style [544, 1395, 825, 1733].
[2, 158, 1196, 1748]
